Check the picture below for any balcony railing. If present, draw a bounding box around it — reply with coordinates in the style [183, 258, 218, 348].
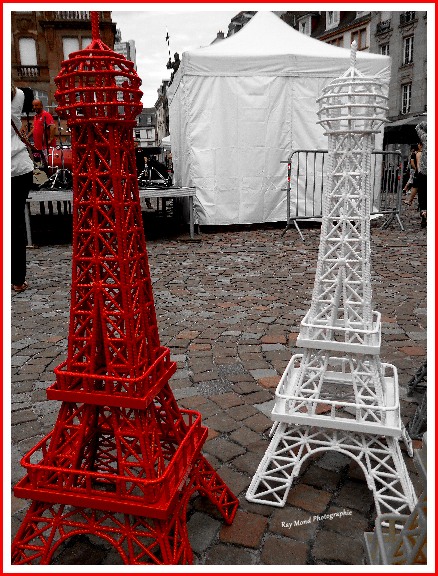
[376, 20, 390, 34]
[54, 11, 91, 20]
[17, 65, 40, 78]
[400, 12, 416, 26]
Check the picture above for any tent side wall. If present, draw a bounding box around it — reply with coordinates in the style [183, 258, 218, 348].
[171, 74, 339, 225]
[170, 72, 387, 225]
[168, 12, 390, 226]
[168, 76, 191, 189]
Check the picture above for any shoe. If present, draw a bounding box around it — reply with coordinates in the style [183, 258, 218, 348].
[420, 213, 427, 228]
[13, 281, 28, 292]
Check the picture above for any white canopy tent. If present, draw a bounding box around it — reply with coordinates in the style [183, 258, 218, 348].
[168, 12, 391, 225]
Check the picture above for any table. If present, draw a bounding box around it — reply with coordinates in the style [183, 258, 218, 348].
[25, 186, 198, 245]
[139, 187, 197, 240]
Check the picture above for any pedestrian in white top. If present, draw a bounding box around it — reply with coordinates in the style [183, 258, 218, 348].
[11, 83, 34, 292]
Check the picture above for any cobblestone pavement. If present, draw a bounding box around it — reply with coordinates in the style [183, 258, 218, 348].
[10, 210, 427, 566]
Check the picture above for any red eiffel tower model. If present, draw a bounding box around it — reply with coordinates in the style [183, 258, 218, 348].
[11, 13, 238, 565]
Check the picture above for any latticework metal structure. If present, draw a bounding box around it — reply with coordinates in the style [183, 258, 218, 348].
[11, 13, 237, 565]
[406, 391, 427, 441]
[406, 361, 427, 396]
[406, 361, 427, 441]
[364, 433, 427, 564]
[247, 43, 416, 516]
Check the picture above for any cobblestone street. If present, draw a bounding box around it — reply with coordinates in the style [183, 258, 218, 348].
[10, 211, 427, 565]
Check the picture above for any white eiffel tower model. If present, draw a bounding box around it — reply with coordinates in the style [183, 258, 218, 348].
[246, 43, 416, 516]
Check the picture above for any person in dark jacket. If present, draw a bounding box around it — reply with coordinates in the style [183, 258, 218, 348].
[403, 142, 422, 208]
[403, 146, 418, 193]
[415, 121, 427, 228]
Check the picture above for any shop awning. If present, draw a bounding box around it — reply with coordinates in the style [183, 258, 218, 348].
[384, 114, 427, 144]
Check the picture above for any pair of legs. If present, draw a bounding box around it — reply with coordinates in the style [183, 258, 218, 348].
[403, 172, 427, 227]
[417, 173, 427, 228]
[403, 169, 415, 192]
[404, 185, 418, 206]
[11, 171, 33, 290]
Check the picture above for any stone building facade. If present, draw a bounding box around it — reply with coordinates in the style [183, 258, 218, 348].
[242, 10, 427, 130]
[227, 11, 257, 35]
[155, 79, 170, 146]
[11, 11, 116, 143]
[369, 10, 427, 121]
[281, 10, 372, 50]
[280, 10, 427, 153]
[134, 108, 157, 148]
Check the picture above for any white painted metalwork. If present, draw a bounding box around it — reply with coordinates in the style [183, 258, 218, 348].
[247, 42, 416, 517]
[246, 423, 416, 515]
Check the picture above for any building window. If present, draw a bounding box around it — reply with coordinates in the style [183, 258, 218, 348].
[328, 37, 344, 47]
[63, 37, 92, 60]
[298, 15, 311, 35]
[401, 83, 412, 114]
[63, 38, 79, 61]
[19, 38, 37, 66]
[351, 28, 367, 50]
[380, 43, 390, 56]
[403, 36, 414, 64]
[326, 11, 340, 30]
[376, 18, 391, 34]
[134, 130, 140, 139]
[400, 12, 416, 25]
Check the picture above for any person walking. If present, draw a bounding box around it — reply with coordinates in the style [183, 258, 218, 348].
[134, 141, 153, 208]
[415, 121, 427, 228]
[403, 146, 418, 194]
[403, 142, 422, 208]
[11, 84, 35, 292]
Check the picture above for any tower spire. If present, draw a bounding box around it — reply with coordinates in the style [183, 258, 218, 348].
[91, 10, 100, 41]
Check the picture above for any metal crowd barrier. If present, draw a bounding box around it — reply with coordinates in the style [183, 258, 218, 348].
[281, 149, 404, 239]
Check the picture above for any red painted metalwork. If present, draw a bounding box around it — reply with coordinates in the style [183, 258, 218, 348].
[11, 13, 238, 565]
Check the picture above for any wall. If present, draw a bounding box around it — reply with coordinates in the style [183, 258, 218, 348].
[12, 11, 116, 144]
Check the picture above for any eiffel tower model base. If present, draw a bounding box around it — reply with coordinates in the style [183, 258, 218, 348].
[12, 454, 236, 565]
[246, 422, 417, 516]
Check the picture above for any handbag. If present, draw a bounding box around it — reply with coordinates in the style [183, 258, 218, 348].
[11, 119, 38, 167]
[11, 119, 48, 187]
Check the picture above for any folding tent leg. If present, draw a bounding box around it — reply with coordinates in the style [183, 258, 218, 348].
[24, 203, 34, 248]
[280, 223, 292, 238]
[280, 220, 305, 241]
[293, 219, 305, 240]
[395, 212, 405, 231]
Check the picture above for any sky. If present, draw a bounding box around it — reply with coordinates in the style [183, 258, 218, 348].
[112, 10, 239, 107]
